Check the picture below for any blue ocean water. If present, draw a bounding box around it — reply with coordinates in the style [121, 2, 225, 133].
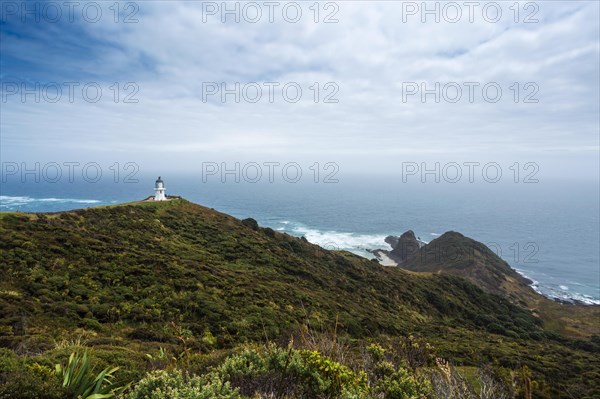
[1, 174, 599, 304]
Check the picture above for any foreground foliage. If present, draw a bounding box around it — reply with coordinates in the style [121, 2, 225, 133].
[0, 326, 597, 398]
[55, 351, 126, 399]
[125, 343, 432, 399]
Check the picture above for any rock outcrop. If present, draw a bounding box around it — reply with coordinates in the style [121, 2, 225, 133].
[384, 235, 399, 249]
[389, 230, 423, 263]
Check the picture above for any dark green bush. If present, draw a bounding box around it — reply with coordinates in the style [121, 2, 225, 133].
[241, 218, 259, 231]
[0, 348, 66, 399]
[262, 227, 276, 237]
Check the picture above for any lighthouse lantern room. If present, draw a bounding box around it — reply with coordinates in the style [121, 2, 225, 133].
[154, 176, 166, 201]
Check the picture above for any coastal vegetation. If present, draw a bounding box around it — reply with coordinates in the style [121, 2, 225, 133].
[0, 200, 598, 398]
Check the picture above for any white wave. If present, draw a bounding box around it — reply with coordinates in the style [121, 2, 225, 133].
[430, 232, 441, 236]
[0, 196, 35, 205]
[0, 195, 101, 207]
[39, 198, 100, 204]
[287, 225, 387, 255]
[520, 271, 600, 305]
[548, 289, 600, 305]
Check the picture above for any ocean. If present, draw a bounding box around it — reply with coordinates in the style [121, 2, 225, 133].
[1, 174, 599, 305]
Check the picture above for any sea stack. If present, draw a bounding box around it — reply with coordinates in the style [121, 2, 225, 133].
[390, 230, 422, 263]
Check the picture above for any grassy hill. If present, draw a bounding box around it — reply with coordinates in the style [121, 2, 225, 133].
[401, 231, 533, 300]
[0, 199, 599, 398]
[401, 231, 600, 339]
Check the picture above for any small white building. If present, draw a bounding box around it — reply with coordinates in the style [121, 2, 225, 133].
[154, 176, 166, 201]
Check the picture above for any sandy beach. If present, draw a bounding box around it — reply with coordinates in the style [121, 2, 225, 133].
[373, 250, 398, 267]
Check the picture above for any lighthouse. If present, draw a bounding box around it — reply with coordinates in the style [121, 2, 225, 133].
[154, 176, 166, 201]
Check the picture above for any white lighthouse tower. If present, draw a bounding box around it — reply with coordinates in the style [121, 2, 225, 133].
[154, 176, 166, 201]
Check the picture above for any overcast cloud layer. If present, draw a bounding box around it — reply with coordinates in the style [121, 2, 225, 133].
[1, 1, 599, 177]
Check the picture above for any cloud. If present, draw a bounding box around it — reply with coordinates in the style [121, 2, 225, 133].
[1, 1, 598, 176]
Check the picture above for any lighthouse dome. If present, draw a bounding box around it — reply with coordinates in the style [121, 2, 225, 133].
[155, 176, 164, 188]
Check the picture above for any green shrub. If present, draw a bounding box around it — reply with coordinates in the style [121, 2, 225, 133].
[201, 328, 217, 349]
[131, 344, 431, 398]
[488, 323, 508, 335]
[123, 369, 240, 399]
[82, 318, 103, 332]
[365, 344, 432, 399]
[241, 218, 259, 231]
[207, 345, 366, 398]
[262, 227, 276, 237]
[0, 348, 66, 399]
[372, 368, 431, 399]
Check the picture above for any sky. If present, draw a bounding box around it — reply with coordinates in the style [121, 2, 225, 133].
[1, 0, 599, 179]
